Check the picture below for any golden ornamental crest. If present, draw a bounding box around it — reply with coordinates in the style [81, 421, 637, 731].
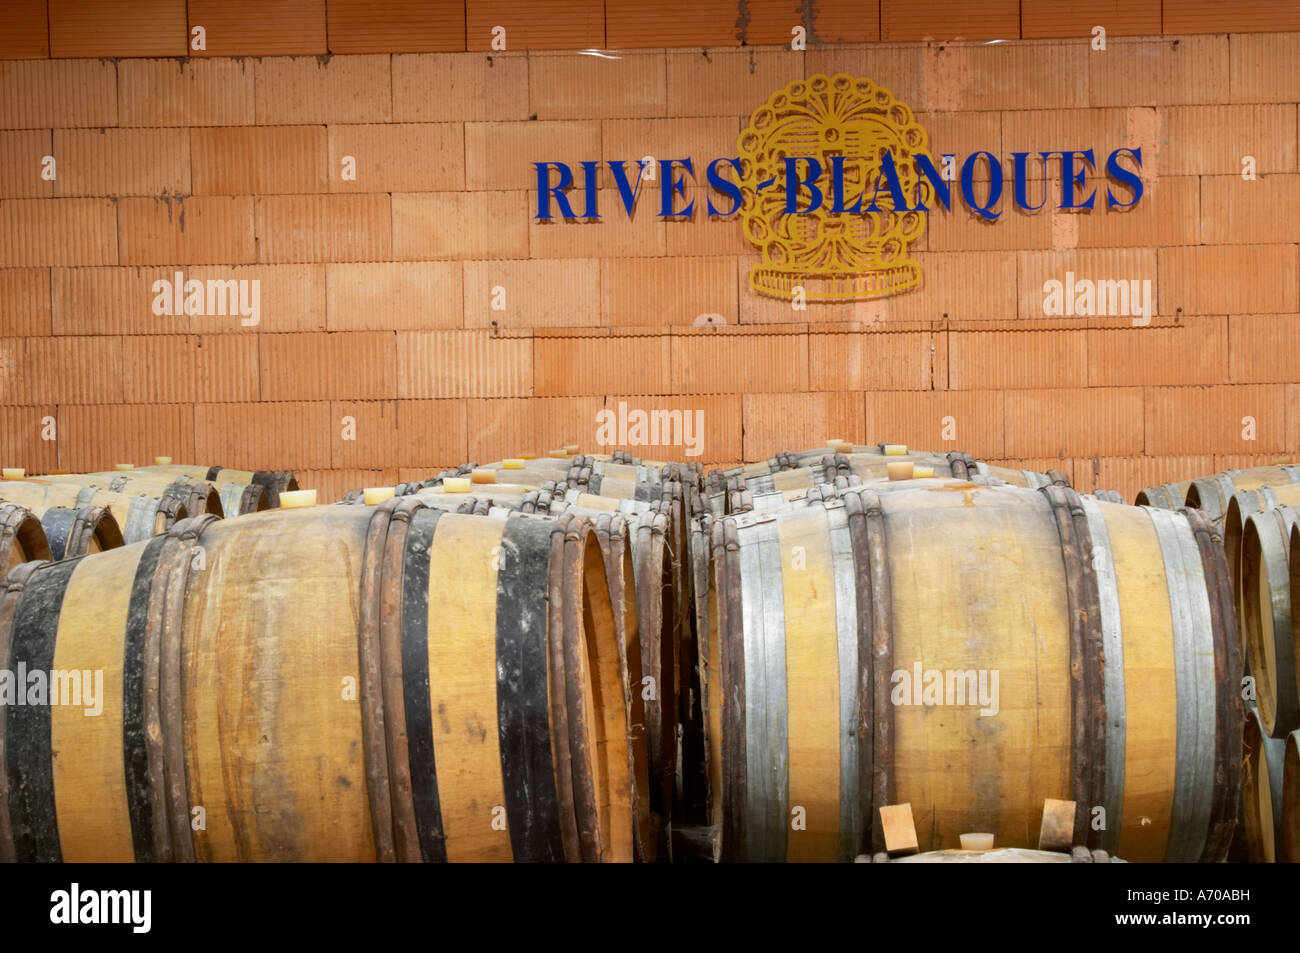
[738, 74, 932, 302]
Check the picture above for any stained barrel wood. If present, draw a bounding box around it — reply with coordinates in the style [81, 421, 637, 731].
[1283, 730, 1300, 862]
[35, 505, 124, 559]
[708, 482, 1241, 863]
[1184, 464, 1300, 525]
[1243, 706, 1287, 862]
[42, 472, 223, 521]
[0, 504, 50, 576]
[141, 465, 297, 510]
[0, 504, 635, 862]
[1241, 507, 1300, 737]
[1226, 484, 1300, 651]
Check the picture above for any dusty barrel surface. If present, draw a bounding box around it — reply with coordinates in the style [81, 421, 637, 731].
[1240, 507, 1300, 737]
[0, 504, 50, 575]
[0, 480, 187, 544]
[1136, 481, 1193, 509]
[46, 472, 224, 521]
[36, 505, 124, 559]
[1225, 483, 1300, 647]
[1284, 731, 1300, 862]
[140, 465, 295, 512]
[1243, 706, 1287, 863]
[1185, 464, 1300, 525]
[708, 482, 1241, 863]
[0, 503, 634, 862]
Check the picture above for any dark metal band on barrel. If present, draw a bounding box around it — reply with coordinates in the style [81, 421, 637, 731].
[717, 518, 747, 860]
[358, 499, 399, 861]
[1179, 506, 1243, 863]
[497, 514, 565, 862]
[2, 558, 77, 861]
[545, 518, 581, 861]
[0, 562, 44, 862]
[559, 514, 602, 861]
[1039, 484, 1107, 848]
[400, 506, 449, 862]
[857, 490, 895, 853]
[124, 534, 169, 862]
[158, 514, 220, 862]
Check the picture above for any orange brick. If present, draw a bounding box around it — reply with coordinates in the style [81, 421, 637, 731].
[863, 390, 1004, 457]
[188, 0, 326, 56]
[465, 396, 604, 462]
[254, 54, 391, 124]
[397, 329, 532, 398]
[1229, 314, 1300, 384]
[533, 330, 671, 397]
[665, 49, 803, 119]
[529, 51, 666, 120]
[1160, 104, 1296, 175]
[673, 327, 807, 394]
[331, 399, 467, 469]
[0, 130, 53, 199]
[0, 1, 49, 58]
[18, 336, 122, 405]
[297, 468, 401, 504]
[601, 118, 741, 190]
[1021, 0, 1161, 38]
[1090, 35, 1228, 107]
[0, 269, 50, 337]
[745, 392, 866, 460]
[1089, 317, 1227, 387]
[464, 259, 599, 329]
[0, 59, 117, 129]
[1164, 0, 1300, 33]
[1159, 244, 1298, 317]
[530, 191, 666, 258]
[120, 335, 197, 404]
[1199, 175, 1300, 244]
[326, 0, 464, 53]
[988, 458, 1075, 484]
[467, 121, 600, 192]
[600, 394, 740, 461]
[664, 190, 749, 258]
[196, 333, 259, 402]
[948, 329, 1087, 389]
[393, 192, 529, 260]
[1291, 384, 1300, 453]
[804, 45, 926, 110]
[60, 403, 195, 472]
[926, 205, 1056, 253]
[188, 264, 326, 333]
[1006, 388, 1143, 457]
[0, 405, 58, 473]
[0, 198, 117, 267]
[1145, 384, 1286, 455]
[328, 123, 464, 192]
[256, 194, 391, 263]
[1086, 455, 1217, 502]
[809, 329, 935, 391]
[882, 0, 1019, 41]
[191, 126, 327, 195]
[608, 0, 872, 47]
[329, 262, 464, 331]
[1076, 175, 1200, 249]
[193, 400, 330, 470]
[601, 256, 737, 327]
[922, 41, 1088, 113]
[1230, 33, 1300, 104]
[392, 53, 529, 122]
[54, 128, 191, 198]
[466, 0, 603, 50]
[118, 196, 255, 266]
[1017, 248, 1158, 319]
[118, 58, 255, 127]
[50, 0, 186, 57]
[260, 331, 396, 401]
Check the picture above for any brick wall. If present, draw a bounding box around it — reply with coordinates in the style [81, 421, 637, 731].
[2, 2, 1300, 503]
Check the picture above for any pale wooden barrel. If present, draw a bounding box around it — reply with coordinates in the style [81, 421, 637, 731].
[708, 482, 1241, 863]
[0, 503, 634, 862]
[1185, 464, 1300, 524]
[42, 472, 223, 521]
[0, 480, 187, 544]
[1243, 706, 1287, 862]
[0, 504, 51, 576]
[140, 465, 297, 508]
[1241, 506, 1300, 737]
[1135, 481, 1192, 509]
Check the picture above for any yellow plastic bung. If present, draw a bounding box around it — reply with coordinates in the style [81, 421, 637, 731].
[114, 463, 135, 471]
[913, 465, 935, 478]
[443, 477, 471, 493]
[470, 468, 496, 484]
[548, 449, 570, 458]
[363, 487, 395, 506]
[887, 461, 915, 481]
[279, 489, 318, 509]
[882, 444, 908, 456]
[154, 456, 173, 466]
[825, 438, 843, 446]
[960, 833, 994, 851]
[518, 452, 537, 460]
[563, 444, 579, 454]
[502, 459, 525, 470]
[2, 468, 24, 480]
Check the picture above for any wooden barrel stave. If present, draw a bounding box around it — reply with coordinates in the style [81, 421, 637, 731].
[1283, 730, 1300, 862]
[36, 505, 125, 559]
[1240, 506, 1300, 737]
[1243, 706, 1287, 862]
[1185, 464, 1300, 525]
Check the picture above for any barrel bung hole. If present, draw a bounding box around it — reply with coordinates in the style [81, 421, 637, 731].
[580, 533, 634, 861]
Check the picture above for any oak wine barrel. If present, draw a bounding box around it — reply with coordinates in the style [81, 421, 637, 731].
[1243, 706, 1286, 863]
[44, 472, 223, 521]
[1240, 507, 1300, 737]
[1283, 730, 1299, 862]
[0, 505, 50, 576]
[35, 505, 124, 559]
[0, 480, 188, 544]
[1184, 464, 1300, 524]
